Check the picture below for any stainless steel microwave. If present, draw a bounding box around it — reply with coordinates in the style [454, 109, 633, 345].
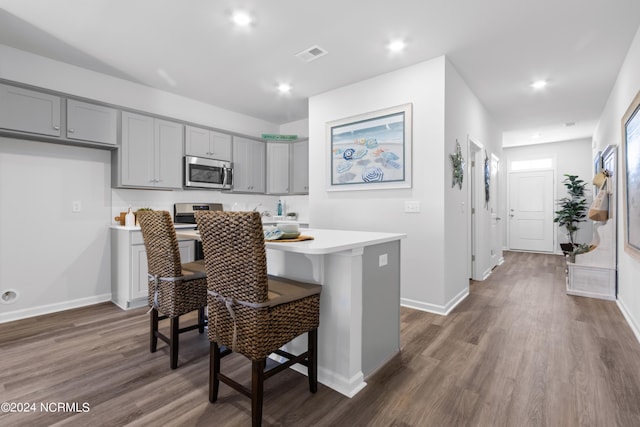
[184, 156, 232, 189]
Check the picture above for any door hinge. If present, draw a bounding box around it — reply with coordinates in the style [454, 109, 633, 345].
[471, 160, 475, 167]
[472, 255, 476, 261]
[472, 207, 475, 214]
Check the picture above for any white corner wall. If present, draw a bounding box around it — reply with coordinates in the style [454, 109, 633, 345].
[308, 56, 500, 313]
[444, 60, 502, 304]
[593, 25, 640, 341]
[310, 55, 486, 313]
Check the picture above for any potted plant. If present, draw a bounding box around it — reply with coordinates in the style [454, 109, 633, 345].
[554, 174, 587, 257]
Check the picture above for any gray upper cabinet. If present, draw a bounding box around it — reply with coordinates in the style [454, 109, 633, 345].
[266, 139, 309, 195]
[232, 136, 265, 193]
[116, 111, 183, 189]
[185, 125, 231, 161]
[267, 141, 291, 194]
[66, 99, 117, 145]
[291, 139, 309, 194]
[0, 83, 61, 137]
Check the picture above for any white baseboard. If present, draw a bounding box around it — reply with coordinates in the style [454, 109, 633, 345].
[617, 297, 640, 344]
[401, 287, 469, 316]
[287, 363, 366, 398]
[0, 293, 112, 324]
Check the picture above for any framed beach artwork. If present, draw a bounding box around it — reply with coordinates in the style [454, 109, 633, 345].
[621, 90, 640, 260]
[327, 103, 412, 191]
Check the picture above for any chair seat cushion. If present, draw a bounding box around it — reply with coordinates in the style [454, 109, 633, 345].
[181, 260, 206, 281]
[266, 275, 322, 308]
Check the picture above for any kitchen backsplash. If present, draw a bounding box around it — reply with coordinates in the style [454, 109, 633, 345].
[112, 188, 309, 224]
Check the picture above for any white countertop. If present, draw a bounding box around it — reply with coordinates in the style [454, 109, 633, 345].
[110, 223, 196, 231]
[175, 228, 405, 255]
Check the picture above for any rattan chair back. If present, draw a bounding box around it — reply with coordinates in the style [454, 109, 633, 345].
[196, 211, 321, 360]
[137, 210, 182, 278]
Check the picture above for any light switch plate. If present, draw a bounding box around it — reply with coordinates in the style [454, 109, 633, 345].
[404, 201, 420, 213]
[72, 200, 82, 213]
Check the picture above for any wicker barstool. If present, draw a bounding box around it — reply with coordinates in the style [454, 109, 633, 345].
[195, 211, 321, 427]
[137, 210, 208, 370]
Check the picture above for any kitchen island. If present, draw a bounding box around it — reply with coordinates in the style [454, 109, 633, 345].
[176, 227, 405, 398]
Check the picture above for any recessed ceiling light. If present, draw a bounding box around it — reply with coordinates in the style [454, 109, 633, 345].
[277, 83, 291, 94]
[388, 40, 406, 52]
[232, 11, 252, 26]
[531, 80, 547, 89]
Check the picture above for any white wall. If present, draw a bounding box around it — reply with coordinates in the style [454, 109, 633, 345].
[0, 44, 278, 138]
[309, 57, 446, 310]
[309, 56, 500, 313]
[444, 60, 502, 300]
[0, 45, 283, 322]
[502, 138, 594, 251]
[0, 138, 112, 321]
[593, 25, 640, 341]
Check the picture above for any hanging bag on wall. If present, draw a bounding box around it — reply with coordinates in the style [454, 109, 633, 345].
[588, 177, 609, 222]
[592, 171, 607, 189]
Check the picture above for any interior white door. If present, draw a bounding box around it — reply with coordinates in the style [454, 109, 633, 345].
[490, 154, 502, 267]
[508, 170, 554, 252]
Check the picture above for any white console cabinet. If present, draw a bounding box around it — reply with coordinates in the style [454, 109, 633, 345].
[110, 225, 195, 309]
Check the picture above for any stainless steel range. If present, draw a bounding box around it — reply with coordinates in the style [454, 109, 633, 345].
[174, 202, 223, 224]
[174, 202, 223, 259]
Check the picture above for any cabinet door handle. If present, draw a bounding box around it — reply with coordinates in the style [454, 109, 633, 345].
[53, 125, 60, 130]
[68, 128, 75, 133]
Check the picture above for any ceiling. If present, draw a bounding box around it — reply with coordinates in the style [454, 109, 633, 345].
[1, 0, 640, 146]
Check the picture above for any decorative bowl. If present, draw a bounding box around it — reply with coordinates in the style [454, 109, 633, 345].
[277, 222, 299, 233]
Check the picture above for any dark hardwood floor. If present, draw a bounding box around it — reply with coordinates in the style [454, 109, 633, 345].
[2, 251, 640, 426]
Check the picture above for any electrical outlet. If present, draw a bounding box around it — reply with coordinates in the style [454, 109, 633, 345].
[379, 253, 388, 267]
[72, 200, 82, 213]
[404, 201, 420, 213]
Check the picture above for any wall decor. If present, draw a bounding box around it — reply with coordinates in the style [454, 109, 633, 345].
[621, 90, 640, 260]
[484, 150, 490, 207]
[327, 103, 412, 191]
[450, 140, 465, 189]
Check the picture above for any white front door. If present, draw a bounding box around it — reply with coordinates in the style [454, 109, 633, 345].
[508, 170, 555, 252]
[490, 154, 502, 267]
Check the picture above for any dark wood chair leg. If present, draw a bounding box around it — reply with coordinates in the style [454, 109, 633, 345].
[170, 316, 179, 369]
[252, 359, 266, 427]
[150, 308, 158, 353]
[209, 342, 220, 403]
[198, 307, 205, 333]
[308, 328, 318, 393]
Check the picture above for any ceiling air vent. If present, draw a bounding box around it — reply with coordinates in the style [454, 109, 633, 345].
[295, 45, 328, 63]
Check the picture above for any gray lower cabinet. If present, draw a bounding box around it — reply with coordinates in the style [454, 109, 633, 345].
[111, 227, 195, 309]
[114, 111, 183, 189]
[0, 83, 61, 137]
[66, 99, 117, 145]
[232, 136, 266, 193]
